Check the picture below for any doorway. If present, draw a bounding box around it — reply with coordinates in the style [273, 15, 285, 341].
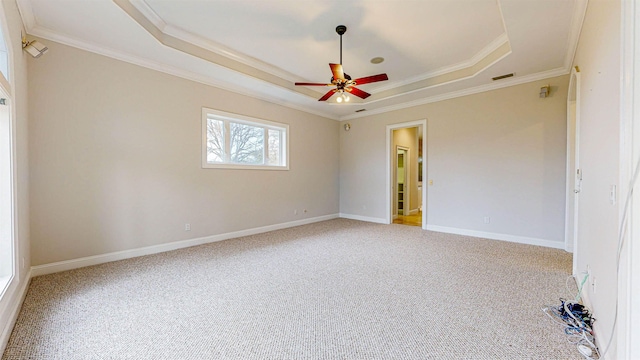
[386, 120, 427, 229]
[565, 66, 580, 275]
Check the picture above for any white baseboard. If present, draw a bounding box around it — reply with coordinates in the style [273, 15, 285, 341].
[31, 214, 339, 277]
[339, 213, 388, 224]
[565, 240, 574, 253]
[426, 225, 564, 249]
[579, 289, 608, 358]
[0, 270, 31, 355]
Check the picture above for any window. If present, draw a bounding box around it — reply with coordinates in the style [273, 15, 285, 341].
[202, 108, 288, 170]
[0, 27, 7, 82]
[0, 91, 12, 291]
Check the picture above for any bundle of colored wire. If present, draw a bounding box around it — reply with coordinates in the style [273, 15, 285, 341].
[542, 298, 599, 359]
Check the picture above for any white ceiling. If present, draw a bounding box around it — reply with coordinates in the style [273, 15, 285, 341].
[17, 0, 587, 120]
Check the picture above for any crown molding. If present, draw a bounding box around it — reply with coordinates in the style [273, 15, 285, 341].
[15, 0, 584, 122]
[123, 0, 518, 104]
[128, 0, 301, 84]
[374, 33, 510, 93]
[20, 23, 569, 123]
[26, 25, 339, 120]
[129, 0, 166, 31]
[356, 40, 511, 107]
[374, 0, 510, 93]
[338, 67, 569, 121]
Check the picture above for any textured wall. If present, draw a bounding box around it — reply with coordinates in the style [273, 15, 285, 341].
[27, 40, 340, 266]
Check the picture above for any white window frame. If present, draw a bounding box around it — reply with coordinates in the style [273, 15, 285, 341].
[0, 3, 14, 301]
[201, 108, 289, 170]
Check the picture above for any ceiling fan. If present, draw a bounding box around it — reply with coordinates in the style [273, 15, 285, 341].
[295, 25, 388, 102]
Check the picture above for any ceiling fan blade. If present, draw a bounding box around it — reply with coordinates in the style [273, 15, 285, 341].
[330, 63, 345, 81]
[318, 89, 337, 101]
[353, 73, 389, 85]
[346, 86, 371, 99]
[295, 82, 333, 86]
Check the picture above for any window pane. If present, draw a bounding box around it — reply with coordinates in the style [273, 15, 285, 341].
[202, 108, 288, 170]
[0, 25, 8, 81]
[206, 118, 224, 163]
[268, 129, 280, 165]
[229, 122, 264, 164]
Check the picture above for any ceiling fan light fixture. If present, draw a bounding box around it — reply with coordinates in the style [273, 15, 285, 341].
[335, 91, 349, 103]
[294, 25, 388, 102]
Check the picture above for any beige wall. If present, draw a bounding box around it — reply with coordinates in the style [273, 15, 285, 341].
[340, 75, 569, 245]
[572, 0, 621, 356]
[0, 0, 31, 352]
[27, 40, 339, 266]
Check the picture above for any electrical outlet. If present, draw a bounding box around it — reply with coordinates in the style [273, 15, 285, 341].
[294, 209, 298, 215]
[483, 216, 490, 224]
[185, 223, 191, 231]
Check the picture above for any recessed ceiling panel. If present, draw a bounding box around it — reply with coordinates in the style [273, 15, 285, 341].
[144, 0, 506, 85]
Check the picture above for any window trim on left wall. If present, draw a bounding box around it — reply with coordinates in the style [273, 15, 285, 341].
[201, 108, 289, 170]
[0, 4, 15, 302]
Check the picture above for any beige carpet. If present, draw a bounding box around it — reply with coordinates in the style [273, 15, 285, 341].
[2, 219, 580, 359]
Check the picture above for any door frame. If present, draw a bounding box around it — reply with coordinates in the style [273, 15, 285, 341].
[565, 66, 581, 274]
[620, 0, 639, 356]
[386, 119, 427, 229]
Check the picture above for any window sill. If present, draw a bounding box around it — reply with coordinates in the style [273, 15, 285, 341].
[202, 163, 289, 171]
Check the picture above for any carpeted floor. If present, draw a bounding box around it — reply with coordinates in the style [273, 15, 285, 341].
[3, 219, 580, 359]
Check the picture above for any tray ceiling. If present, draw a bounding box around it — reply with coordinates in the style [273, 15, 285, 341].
[17, 0, 587, 120]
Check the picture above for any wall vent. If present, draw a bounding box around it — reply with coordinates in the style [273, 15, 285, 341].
[492, 73, 514, 81]
[355, 109, 366, 113]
